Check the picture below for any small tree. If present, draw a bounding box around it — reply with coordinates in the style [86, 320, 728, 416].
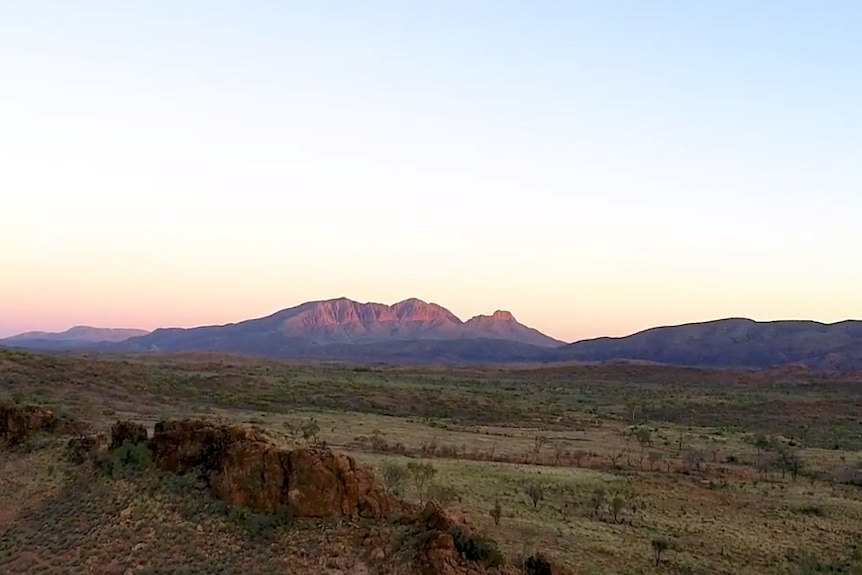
[590, 486, 607, 518]
[571, 449, 587, 467]
[490, 499, 502, 526]
[524, 483, 544, 508]
[381, 461, 408, 496]
[756, 452, 775, 480]
[753, 434, 772, 453]
[533, 434, 549, 455]
[651, 536, 670, 566]
[428, 483, 460, 506]
[552, 442, 566, 466]
[648, 451, 663, 472]
[632, 427, 652, 468]
[682, 450, 705, 473]
[608, 449, 626, 469]
[634, 427, 652, 449]
[299, 417, 320, 445]
[776, 446, 803, 481]
[406, 461, 437, 505]
[611, 494, 625, 523]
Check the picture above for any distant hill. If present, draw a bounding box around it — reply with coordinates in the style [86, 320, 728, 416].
[0, 326, 150, 350]
[6, 306, 862, 370]
[549, 318, 862, 370]
[116, 297, 564, 357]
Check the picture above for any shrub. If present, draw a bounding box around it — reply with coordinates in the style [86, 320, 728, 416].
[448, 528, 504, 567]
[407, 461, 437, 504]
[611, 494, 625, 522]
[590, 486, 607, 517]
[428, 483, 460, 506]
[651, 536, 671, 566]
[227, 504, 293, 541]
[524, 483, 544, 508]
[99, 442, 153, 479]
[299, 417, 320, 445]
[490, 499, 502, 526]
[381, 461, 408, 496]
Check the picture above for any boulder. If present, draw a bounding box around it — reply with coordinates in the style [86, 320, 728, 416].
[148, 419, 267, 473]
[419, 502, 471, 532]
[210, 440, 286, 512]
[147, 419, 400, 519]
[0, 403, 59, 445]
[419, 531, 461, 575]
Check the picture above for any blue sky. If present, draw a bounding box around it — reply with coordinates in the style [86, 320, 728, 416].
[1, 1, 860, 340]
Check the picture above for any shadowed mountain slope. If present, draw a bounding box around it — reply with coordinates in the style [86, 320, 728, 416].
[0, 326, 150, 350]
[550, 318, 862, 370]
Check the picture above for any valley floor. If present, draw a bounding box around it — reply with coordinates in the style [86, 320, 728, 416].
[2, 349, 862, 574]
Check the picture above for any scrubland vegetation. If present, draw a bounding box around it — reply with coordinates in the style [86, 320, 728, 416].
[2, 348, 862, 574]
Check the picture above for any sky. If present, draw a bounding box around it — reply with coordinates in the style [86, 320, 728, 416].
[1, 1, 860, 342]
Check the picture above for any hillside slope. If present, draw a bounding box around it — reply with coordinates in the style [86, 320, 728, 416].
[550, 318, 862, 370]
[118, 297, 564, 355]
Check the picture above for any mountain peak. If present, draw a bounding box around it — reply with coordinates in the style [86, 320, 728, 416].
[491, 310, 515, 321]
[466, 310, 517, 324]
[391, 298, 461, 323]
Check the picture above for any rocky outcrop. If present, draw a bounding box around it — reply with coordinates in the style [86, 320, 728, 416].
[0, 403, 60, 445]
[413, 503, 510, 575]
[111, 419, 401, 519]
[419, 531, 470, 575]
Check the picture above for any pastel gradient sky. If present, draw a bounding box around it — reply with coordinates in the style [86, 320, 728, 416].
[2, 2, 861, 342]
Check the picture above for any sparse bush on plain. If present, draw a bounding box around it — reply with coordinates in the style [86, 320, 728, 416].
[490, 499, 502, 526]
[99, 441, 152, 479]
[648, 451, 663, 471]
[524, 483, 544, 508]
[651, 536, 671, 566]
[381, 461, 408, 496]
[611, 494, 625, 523]
[406, 461, 437, 504]
[590, 486, 607, 518]
[299, 417, 320, 445]
[428, 482, 460, 506]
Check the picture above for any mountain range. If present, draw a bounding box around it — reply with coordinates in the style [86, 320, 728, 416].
[2, 298, 861, 370]
[1, 326, 150, 349]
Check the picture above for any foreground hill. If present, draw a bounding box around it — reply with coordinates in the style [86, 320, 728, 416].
[0, 326, 149, 349]
[552, 318, 862, 370]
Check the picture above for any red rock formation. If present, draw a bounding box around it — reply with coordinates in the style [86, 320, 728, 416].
[0, 403, 60, 445]
[142, 419, 400, 518]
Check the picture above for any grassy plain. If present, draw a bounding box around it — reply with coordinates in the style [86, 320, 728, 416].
[2, 349, 862, 574]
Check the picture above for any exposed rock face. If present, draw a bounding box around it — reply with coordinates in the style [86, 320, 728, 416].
[418, 502, 471, 533]
[0, 403, 59, 445]
[139, 419, 400, 518]
[122, 297, 565, 355]
[414, 503, 519, 575]
[148, 419, 267, 473]
[419, 531, 467, 575]
[109, 421, 148, 449]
